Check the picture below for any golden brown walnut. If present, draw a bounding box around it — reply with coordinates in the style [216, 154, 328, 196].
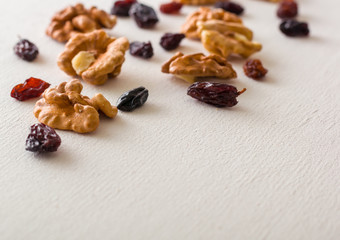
[161, 52, 237, 83]
[34, 79, 118, 133]
[173, 0, 217, 5]
[46, 3, 117, 42]
[57, 30, 129, 85]
[181, 7, 242, 39]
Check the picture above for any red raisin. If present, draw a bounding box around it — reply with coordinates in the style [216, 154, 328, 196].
[280, 19, 309, 37]
[129, 3, 159, 28]
[26, 123, 61, 153]
[160, 2, 183, 14]
[130, 41, 154, 59]
[187, 82, 246, 107]
[160, 33, 185, 51]
[277, 0, 298, 19]
[111, 0, 137, 17]
[243, 59, 268, 79]
[11, 77, 50, 101]
[215, 1, 244, 15]
[14, 39, 39, 61]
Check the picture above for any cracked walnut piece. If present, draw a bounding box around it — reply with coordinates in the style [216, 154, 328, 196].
[181, 7, 242, 39]
[46, 3, 117, 42]
[34, 79, 118, 133]
[161, 52, 237, 83]
[173, 0, 217, 5]
[58, 30, 129, 85]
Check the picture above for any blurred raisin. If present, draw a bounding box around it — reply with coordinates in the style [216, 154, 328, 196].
[160, 2, 183, 14]
[160, 33, 185, 50]
[243, 59, 268, 79]
[117, 86, 149, 111]
[11, 77, 50, 101]
[129, 3, 159, 28]
[26, 123, 61, 153]
[111, 0, 137, 17]
[214, 1, 244, 15]
[130, 41, 154, 59]
[277, 0, 298, 19]
[280, 19, 309, 37]
[187, 82, 246, 107]
[14, 39, 39, 61]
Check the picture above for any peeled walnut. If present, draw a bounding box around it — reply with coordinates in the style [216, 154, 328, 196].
[46, 3, 117, 42]
[161, 52, 237, 83]
[34, 79, 118, 133]
[181, 7, 242, 39]
[173, 0, 217, 4]
[58, 30, 129, 85]
[200, 30, 262, 58]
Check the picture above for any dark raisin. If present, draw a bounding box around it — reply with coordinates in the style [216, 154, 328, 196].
[214, 1, 244, 15]
[11, 77, 50, 101]
[187, 82, 246, 107]
[280, 19, 309, 37]
[130, 41, 154, 59]
[243, 59, 268, 80]
[26, 123, 61, 153]
[111, 0, 137, 17]
[160, 33, 185, 51]
[129, 3, 159, 28]
[160, 2, 183, 14]
[277, 0, 298, 19]
[117, 86, 149, 112]
[14, 39, 39, 61]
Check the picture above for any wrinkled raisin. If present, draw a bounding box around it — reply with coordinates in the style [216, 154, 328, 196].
[11, 77, 50, 101]
[187, 82, 246, 107]
[130, 41, 154, 59]
[26, 123, 61, 153]
[243, 59, 268, 79]
[117, 86, 149, 112]
[277, 0, 298, 19]
[129, 3, 159, 28]
[214, 1, 244, 15]
[111, 0, 137, 17]
[14, 39, 39, 61]
[280, 19, 309, 37]
[160, 33, 185, 51]
[160, 2, 183, 14]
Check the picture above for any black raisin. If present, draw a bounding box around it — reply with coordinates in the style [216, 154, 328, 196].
[214, 1, 244, 15]
[14, 39, 39, 61]
[129, 3, 159, 28]
[26, 123, 61, 153]
[111, 0, 137, 17]
[117, 86, 149, 112]
[160, 33, 185, 51]
[280, 19, 309, 37]
[130, 41, 154, 59]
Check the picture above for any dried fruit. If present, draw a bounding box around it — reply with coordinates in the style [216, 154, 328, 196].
[280, 19, 309, 37]
[160, 33, 185, 50]
[111, 0, 137, 16]
[13, 39, 39, 61]
[277, 0, 298, 19]
[243, 59, 268, 79]
[214, 1, 244, 15]
[160, 2, 183, 14]
[187, 82, 246, 107]
[26, 123, 61, 153]
[117, 87, 149, 112]
[11, 77, 50, 101]
[130, 41, 154, 58]
[129, 3, 159, 28]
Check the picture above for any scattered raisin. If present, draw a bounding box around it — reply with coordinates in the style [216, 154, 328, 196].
[243, 59, 268, 80]
[26, 123, 61, 153]
[277, 0, 298, 19]
[160, 2, 183, 14]
[111, 0, 137, 17]
[117, 86, 149, 112]
[280, 19, 309, 37]
[214, 1, 244, 15]
[130, 41, 154, 59]
[11, 77, 50, 101]
[160, 33, 185, 51]
[187, 82, 246, 108]
[129, 3, 159, 28]
[13, 39, 39, 61]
